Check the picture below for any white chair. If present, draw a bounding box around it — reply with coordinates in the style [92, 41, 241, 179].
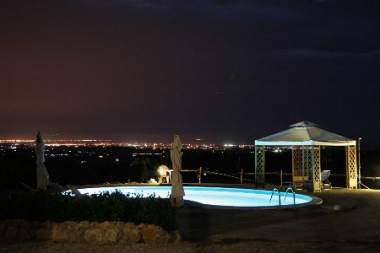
[321, 170, 332, 189]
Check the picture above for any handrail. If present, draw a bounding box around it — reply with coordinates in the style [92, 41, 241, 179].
[361, 176, 380, 180]
[181, 168, 255, 183]
[269, 187, 281, 206]
[283, 186, 296, 206]
[205, 170, 241, 180]
[245, 172, 292, 176]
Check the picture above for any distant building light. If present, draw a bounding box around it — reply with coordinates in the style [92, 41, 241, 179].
[98, 155, 103, 158]
[115, 158, 120, 162]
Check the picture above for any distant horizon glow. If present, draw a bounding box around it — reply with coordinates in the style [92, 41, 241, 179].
[0, 138, 254, 147]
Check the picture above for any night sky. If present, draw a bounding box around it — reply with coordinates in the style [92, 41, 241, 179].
[1, 0, 380, 145]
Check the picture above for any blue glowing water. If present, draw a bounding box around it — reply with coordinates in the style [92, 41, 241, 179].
[76, 186, 313, 207]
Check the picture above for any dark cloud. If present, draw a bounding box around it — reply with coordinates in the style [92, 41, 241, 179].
[1, 0, 380, 145]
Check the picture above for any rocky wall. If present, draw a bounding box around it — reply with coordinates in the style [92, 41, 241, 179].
[0, 220, 181, 245]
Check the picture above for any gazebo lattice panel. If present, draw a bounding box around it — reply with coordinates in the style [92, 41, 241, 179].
[300, 147, 321, 192]
[255, 146, 265, 185]
[346, 145, 358, 189]
[311, 146, 321, 192]
[301, 148, 312, 178]
[292, 148, 302, 179]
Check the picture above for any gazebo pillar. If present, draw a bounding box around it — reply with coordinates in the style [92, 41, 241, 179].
[345, 145, 358, 189]
[255, 146, 265, 185]
[291, 148, 302, 183]
[311, 146, 322, 192]
[301, 146, 321, 192]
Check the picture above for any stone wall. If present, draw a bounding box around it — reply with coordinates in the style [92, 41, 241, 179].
[0, 220, 181, 244]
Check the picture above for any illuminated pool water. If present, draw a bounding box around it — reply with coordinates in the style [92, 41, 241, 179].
[75, 186, 314, 208]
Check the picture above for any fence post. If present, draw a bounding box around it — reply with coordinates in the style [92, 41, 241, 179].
[198, 167, 202, 184]
[280, 169, 283, 187]
[240, 168, 244, 184]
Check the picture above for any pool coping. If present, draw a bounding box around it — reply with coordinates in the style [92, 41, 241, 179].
[183, 196, 323, 210]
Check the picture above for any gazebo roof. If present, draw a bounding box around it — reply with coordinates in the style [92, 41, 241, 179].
[255, 121, 356, 146]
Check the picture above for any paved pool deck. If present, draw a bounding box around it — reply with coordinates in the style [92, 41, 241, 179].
[176, 188, 380, 250]
[1, 189, 380, 252]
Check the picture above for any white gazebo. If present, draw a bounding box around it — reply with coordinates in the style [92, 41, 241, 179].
[254, 121, 358, 192]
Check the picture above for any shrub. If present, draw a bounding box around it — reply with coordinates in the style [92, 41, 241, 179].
[0, 191, 177, 231]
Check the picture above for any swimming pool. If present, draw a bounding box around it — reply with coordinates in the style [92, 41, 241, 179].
[75, 186, 314, 208]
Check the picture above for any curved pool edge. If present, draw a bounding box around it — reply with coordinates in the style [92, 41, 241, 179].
[183, 195, 323, 210]
[66, 184, 322, 209]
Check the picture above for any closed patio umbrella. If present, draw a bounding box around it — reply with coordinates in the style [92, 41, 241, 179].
[36, 131, 50, 190]
[170, 135, 185, 207]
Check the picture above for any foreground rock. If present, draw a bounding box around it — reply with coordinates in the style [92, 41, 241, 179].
[138, 224, 170, 244]
[0, 220, 180, 245]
